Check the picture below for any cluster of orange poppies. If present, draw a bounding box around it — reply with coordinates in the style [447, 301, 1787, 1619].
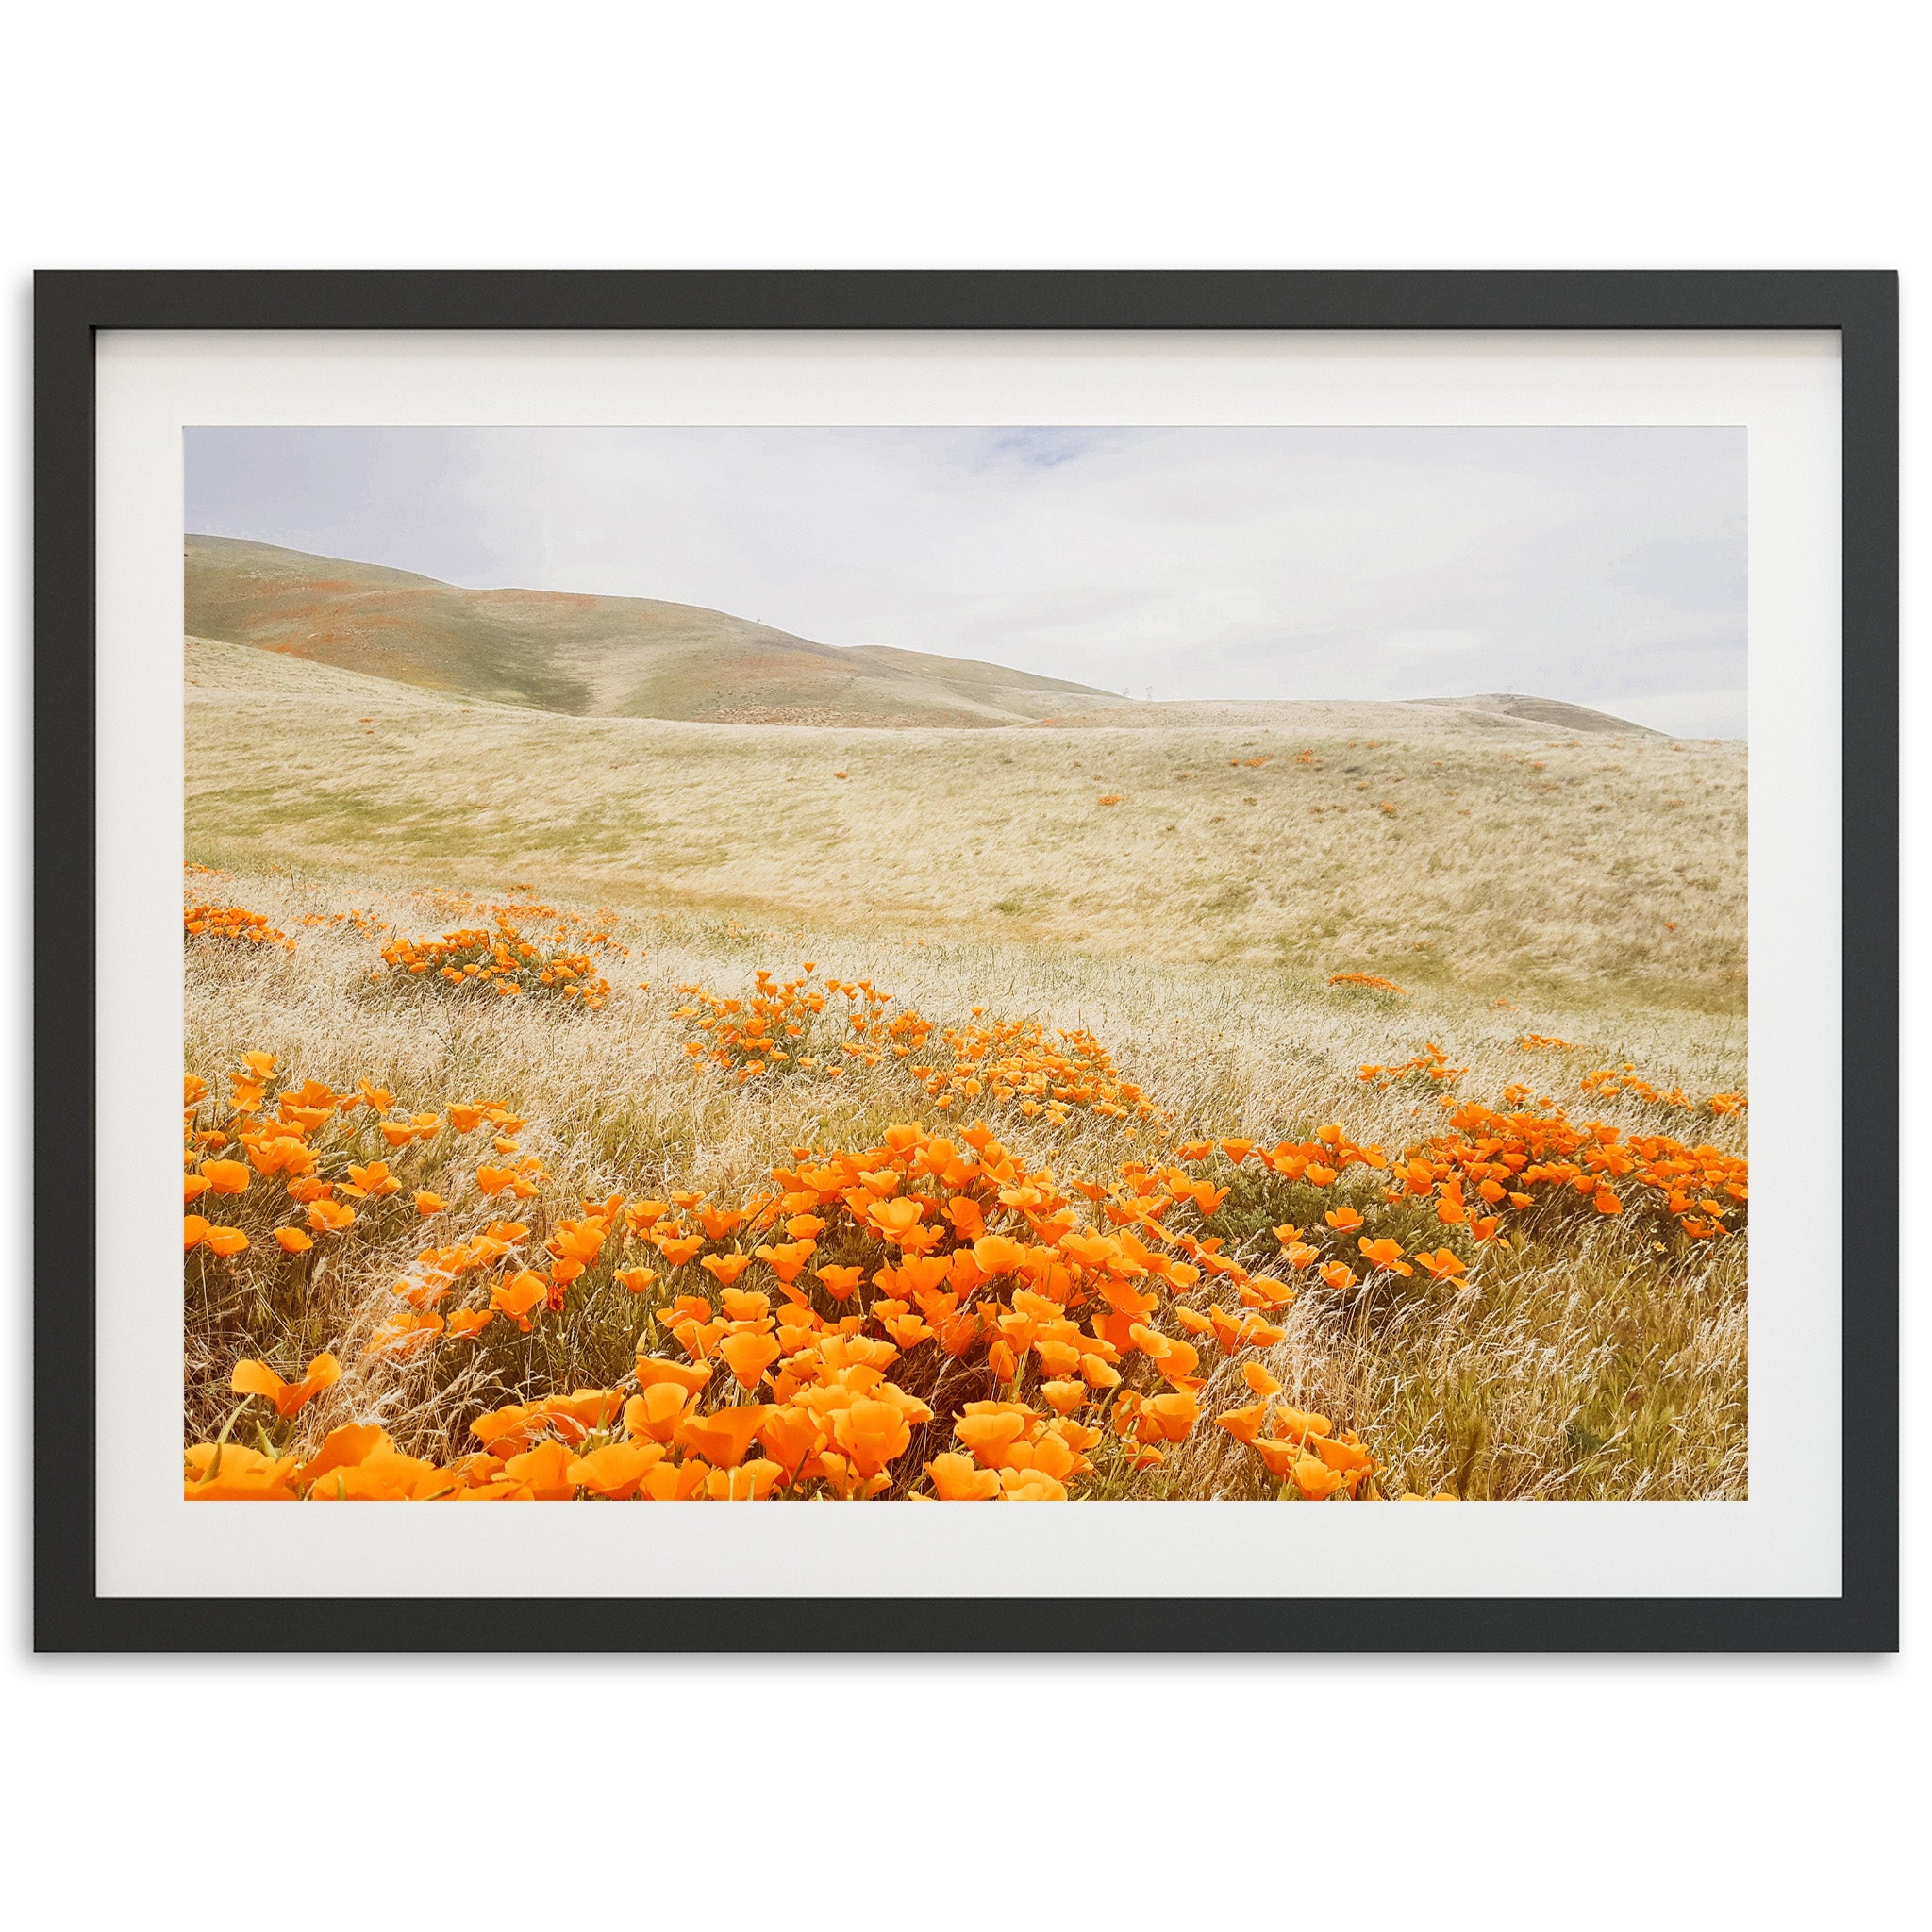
[1358, 1041, 1467, 1090]
[1328, 972, 1407, 993]
[1405, 1100, 1747, 1244]
[375, 921, 614, 1009]
[673, 970, 1158, 1132]
[1579, 1064, 1748, 1117]
[675, 966, 927, 1082]
[184, 911, 1748, 1499]
[182, 1052, 468, 1263]
[183, 901, 295, 953]
[299, 907, 390, 935]
[1512, 1034, 1748, 1119]
[187, 1053, 1406, 1501]
[914, 1016, 1163, 1129]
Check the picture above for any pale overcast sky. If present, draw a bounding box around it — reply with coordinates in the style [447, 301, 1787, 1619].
[187, 425, 1747, 737]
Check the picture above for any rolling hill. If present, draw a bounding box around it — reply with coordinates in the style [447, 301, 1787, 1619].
[185, 536, 1121, 728]
[1029, 694, 1660, 736]
[186, 634, 1742, 1011]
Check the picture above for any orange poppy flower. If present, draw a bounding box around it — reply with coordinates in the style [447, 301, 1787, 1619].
[231, 1350, 341, 1419]
[634, 1355, 715, 1396]
[756, 1405, 824, 1476]
[944, 1196, 986, 1241]
[490, 1269, 549, 1330]
[496, 1441, 579, 1500]
[972, 1235, 1027, 1276]
[183, 1441, 300, 1501]
[675, 1404, 774, 1470]
[814, 1264, 864, 1301]
[1000, 1468, 1070, 1501]
[1357, 1236, 1413, 1276]
[637, 1459, 708, 1502]
[1273, 1405, 1332, 1441]
[754, 1240, 816, 1285]
[1324, 1207, 1364, 1233]
[1141, 1391, 1201, 1442]
[1311, 1433, 1374, 1475]
[203, 1225, 250, 1257]
[719, 1330, 782, 1390]
[926, 1452, 1002, 1500]
[292, 1424, 390, 1491]
[868, 1196, 926, 1242]
[1292, 1455, 1347, 1500]
[955, 1407, 1032, 1469]
[671, 1313, 728, 1362]
[831, 1399, 912, 1477]
[1242, 1361, 1283, 1399]
[622, 1383, 697, 1444]
[273, 1226, 314, 1254]
[1213, 1402, 1269, 1446]
[707, 1459, 784, 1501]
[1240, 1275, 1298, 1308]
[1209, 1307, 1285, 1352]
[567, 1441, 665, 1500]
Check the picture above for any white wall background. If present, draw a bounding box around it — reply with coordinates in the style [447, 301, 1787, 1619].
[0, 4, 1918, 1926]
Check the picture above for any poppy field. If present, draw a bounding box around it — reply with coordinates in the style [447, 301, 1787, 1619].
[181, 672, 1748, 1501]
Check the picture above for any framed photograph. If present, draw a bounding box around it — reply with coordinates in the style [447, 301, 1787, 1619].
[36, 271, 1897, 1650]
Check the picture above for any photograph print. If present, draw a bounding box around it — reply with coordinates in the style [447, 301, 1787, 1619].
[179, 424, 1748, 1507]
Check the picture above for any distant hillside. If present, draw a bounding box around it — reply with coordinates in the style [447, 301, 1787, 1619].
[1031, 695, 1662, 737]
[1407, 692, 1662, 736]
[185, 536, 1120, 728]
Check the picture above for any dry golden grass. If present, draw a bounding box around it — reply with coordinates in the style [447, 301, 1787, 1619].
[187, 636, 1744, 1017]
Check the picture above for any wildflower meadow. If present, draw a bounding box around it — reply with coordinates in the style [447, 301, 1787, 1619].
[182, 648, 1747, 1505]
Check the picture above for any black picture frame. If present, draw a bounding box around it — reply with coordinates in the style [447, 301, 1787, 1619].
[34, 269, 1899, 1653]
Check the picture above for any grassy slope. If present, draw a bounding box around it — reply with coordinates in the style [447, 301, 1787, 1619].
[187, 635, 1745, 1019]
[186, 535, 1122, 727]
